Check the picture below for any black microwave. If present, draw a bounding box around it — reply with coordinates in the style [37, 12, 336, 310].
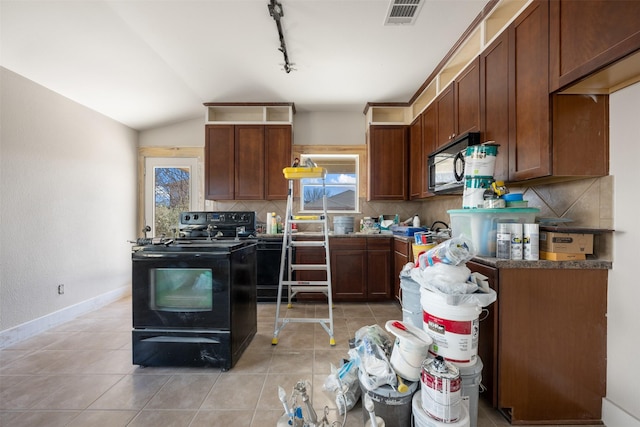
[428, 132, 481, 194]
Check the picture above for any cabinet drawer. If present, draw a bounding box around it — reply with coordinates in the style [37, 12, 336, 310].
[368, 237, 392, 250]
[393, 238, 411, 254]
[330, 237, 366, 250]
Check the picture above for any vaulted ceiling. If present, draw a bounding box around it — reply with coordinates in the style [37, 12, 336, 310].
[1, 0, 489, 130]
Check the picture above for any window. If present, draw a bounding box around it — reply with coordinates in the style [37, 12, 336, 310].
[300, 154, 358, 213]
[144, 157, 199, 237]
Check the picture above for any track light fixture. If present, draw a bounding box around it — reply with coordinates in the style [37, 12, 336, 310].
[267, 0, 294, 73]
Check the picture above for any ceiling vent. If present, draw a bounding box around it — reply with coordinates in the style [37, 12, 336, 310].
[384, 0, 425, 25]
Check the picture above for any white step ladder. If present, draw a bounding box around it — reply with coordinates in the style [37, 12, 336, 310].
[272, 166, 335, 346]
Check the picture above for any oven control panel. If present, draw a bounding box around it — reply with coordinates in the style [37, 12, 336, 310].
[180, 211, 256, 228]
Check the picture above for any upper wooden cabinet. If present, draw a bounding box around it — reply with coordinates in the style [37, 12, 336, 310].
[435, 57, 481, 149]
[205, 124, 291, 200]
[409, 106, 436, 200]
[367, 125, 408, 201]
[549, 0, 640, 92]
[507, 0, 609, 182]
[480, 32, 510, 182]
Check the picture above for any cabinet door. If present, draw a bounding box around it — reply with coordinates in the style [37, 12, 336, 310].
[265, 125, 292, 200]
[549, 0, 640, 92]
[367, 239, 392, 300]
[455, 57, 480, 137]
[508, 0, 551, 181]
[235, 125, 265, 200]
[295, 244, 327, 302]
[436, 84, 456, 148]
[368, 126, 408, 201]
[480, 32, 510, 182]
[205, 125, 235, 200]
[552, 94, 609, 177]
[331, 238, 367, 301]
[422, 104, 436, 197]
[393, 238, 411, 299]
[409, 117, 423, 200]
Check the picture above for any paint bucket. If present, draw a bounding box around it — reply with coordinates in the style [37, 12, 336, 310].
[333, 216, 354, 234]
[462, 177, 492, 209]
[458, 357, 483, 427]
[420, 356, 462, 422]
[412, 390, 470, 427]
[420, 288, 481, 367]
[464, 144, 498, 178]
[385, 320, 433, 381]
[358, 369, 418, 427]
[400, 277, 423, 329]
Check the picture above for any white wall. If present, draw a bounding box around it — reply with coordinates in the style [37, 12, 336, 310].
[138, 110, 366, 147]
[604, 81, 640, 426]
[0, 68, 138, 343]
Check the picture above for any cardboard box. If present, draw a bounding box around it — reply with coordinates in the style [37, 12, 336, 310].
[539, 231, 594, 254]
[540, 251, 587, 261]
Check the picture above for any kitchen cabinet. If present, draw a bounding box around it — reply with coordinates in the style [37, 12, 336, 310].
[467, 261, 607, 423]
[503, 0, 609, 182]
[330, 237, 392, 301]
[435, 57, 480, 149]
[409, 106, 435, 200]
[393, 238, 413, 299]
[480, 31, 510, 182]
[205, 124, 291, 200]
[508, 0, 551, 181]
[367, 125, 408, 201]
[549, 0, 640, 92]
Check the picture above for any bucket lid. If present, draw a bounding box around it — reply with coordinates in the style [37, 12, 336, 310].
[385, 320, 432, 346]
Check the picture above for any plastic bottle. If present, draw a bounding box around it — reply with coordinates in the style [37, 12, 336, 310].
[412, 215, 420, 227]
[271, 213, 277, 235]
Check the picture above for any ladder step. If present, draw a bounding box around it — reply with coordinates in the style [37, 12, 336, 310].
[289, 285, 330, 293]
[290, 240, 326, 247]
[282, 280, 330, 287]
[290, 264, 328, 271]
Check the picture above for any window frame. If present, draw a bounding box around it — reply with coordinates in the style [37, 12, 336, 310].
[298, 154, 359, 214]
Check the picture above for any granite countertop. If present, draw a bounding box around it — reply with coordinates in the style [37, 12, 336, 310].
[471, 256, 612, 269]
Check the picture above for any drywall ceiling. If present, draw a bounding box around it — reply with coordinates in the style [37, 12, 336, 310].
[0, 0, 489, 130]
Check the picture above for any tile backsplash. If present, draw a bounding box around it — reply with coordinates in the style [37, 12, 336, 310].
[206, 176, 613, 259]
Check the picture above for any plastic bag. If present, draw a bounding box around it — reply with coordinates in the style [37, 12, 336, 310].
[323, 361, 361, 415]
[348, 325, 397, 391]
[404, 263, 497, 307]
[418, 236, 475, 268]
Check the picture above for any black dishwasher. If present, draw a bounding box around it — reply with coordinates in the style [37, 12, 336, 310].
[256, 238, 292, 302]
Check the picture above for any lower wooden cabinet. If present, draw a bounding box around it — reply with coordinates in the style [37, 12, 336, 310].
[393, 238, 413, 299]
[330, 237, 392, 302]
[468, 261, 607, 424]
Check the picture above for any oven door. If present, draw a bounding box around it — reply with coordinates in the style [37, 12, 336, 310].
[132, 251, 230, 329]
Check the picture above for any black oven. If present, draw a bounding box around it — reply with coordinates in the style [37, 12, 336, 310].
[131, 240, 256, 370]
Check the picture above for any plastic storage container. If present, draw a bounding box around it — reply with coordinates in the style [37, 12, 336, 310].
[333, 216, 354, 234]
[448, 208, 539, 257]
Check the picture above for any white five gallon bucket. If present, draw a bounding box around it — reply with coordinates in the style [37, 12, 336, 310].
[385, 320, 433, 381]
[421, 288, 481, 367]
[412, 390, 470, 427]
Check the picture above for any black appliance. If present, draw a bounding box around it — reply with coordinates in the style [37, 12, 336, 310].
[131, 239, 256, 370]
[256, 237, 292, 303]
[428, 132, 481, 194]
[177, 211, 286, 303]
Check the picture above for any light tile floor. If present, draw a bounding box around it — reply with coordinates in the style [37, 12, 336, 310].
[0, 296, 602, 427]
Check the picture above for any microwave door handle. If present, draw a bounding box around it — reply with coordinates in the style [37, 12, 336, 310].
[453, 151, 465, 182]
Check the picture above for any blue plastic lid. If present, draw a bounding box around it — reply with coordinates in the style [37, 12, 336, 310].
[502, 193, 523, 201]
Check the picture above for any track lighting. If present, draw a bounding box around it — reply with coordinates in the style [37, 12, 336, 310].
[267, 0, 294, 73]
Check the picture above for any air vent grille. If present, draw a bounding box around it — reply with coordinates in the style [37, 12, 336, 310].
[385, 0, 424, 25]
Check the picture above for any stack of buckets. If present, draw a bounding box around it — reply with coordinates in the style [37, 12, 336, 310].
[413, 286, 484, 427]
[462, 143, 499, 209]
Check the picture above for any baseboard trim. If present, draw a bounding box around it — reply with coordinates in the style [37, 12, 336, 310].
[0, 286, 130, 349]
[603, 398, 640, 427]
